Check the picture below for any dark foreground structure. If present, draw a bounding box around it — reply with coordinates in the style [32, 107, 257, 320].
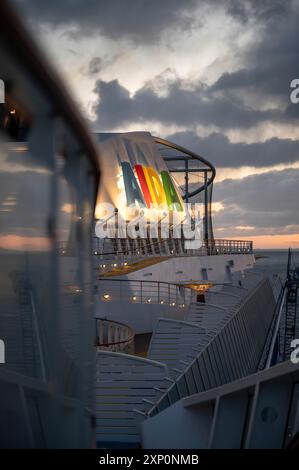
[0, 1, 100, 447]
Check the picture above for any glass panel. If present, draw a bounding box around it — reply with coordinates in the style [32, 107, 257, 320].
[0, 122, 52, 380]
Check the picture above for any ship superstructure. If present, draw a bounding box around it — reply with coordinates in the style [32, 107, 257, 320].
[91, 132, 288, 448]
[0, 0, 299, 451]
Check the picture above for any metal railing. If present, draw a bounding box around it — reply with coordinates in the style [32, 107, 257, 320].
[92, 238, 253, 267]
[210, 239, 253, 255]
[96, 318, 135, 353]
[97, 278, 189, 308]
[142, 360, 299, 449]
[144, 276, 276, 418]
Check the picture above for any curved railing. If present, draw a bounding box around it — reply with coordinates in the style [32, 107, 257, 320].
[96, 278, 190, 308]
[96, 318, 135, 353]
[154, 136, 216, 199]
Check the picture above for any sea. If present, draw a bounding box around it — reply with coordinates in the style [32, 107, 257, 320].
[254, 250, 299, 278]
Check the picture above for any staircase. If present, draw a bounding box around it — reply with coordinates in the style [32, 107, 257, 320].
[95, 351, 169, 447]
[95, 271, 276, 448]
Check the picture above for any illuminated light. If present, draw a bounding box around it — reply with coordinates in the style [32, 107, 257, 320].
[146, 298, 152, 303]
[131, 296, 137, 302]
[184, 283, 213, 293]
[170, 302, 176, 307]
[112, 263, 117, 268]
[61, 203, 74, 214]
[134, 164, 153, 208]
[143, 166, 167, 207]
[160, 300, 164, 305]
[10, 109, 16, 114]
[11, 145, 28, 152]
[160, 171, 183, 211]
[124, 262, 128, 266]
[94, 251, 98, 255]
[119, 161, 184, 215]
[121, 162, 146, 207]
[102, 264, 106, 268]
[102, 294, 111, 301]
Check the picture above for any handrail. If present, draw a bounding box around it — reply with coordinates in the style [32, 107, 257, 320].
[97, 278, 190, 307]
[145, 276, 272, 417]
[93, 234, 195, 258]
[98, 278, 189, 288]
[93, 238, 253, 260]
[96, 318, 135, 352]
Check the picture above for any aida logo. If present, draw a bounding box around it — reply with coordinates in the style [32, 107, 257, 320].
[121, 162, 183, 211]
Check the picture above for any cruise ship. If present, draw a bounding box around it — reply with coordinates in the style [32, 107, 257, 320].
[0, 1, 299, 450]
[92, 131, 299, 449]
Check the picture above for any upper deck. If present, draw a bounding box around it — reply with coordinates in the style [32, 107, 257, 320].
[93, 132, 252, 263]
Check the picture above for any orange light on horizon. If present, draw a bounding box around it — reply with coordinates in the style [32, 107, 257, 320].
[226, 233, 299, 250]
[0, 234, 51, 251]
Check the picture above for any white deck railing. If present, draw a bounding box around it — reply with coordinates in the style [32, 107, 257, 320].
[96, 318, 135, 353]
[97, 278, 189, 308]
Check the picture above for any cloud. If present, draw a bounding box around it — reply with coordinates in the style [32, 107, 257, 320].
[14, 0, 299, 135]
[86, 54, 122, 76]
[13, 0, 198, 43]
[212, 168, 299, 234]
[211, 1, 299, 106]
[88, 57, 105, 75]
[224, 0, 292, 24]
[165, 131, 299, 168]
[91, 78, 284, 131]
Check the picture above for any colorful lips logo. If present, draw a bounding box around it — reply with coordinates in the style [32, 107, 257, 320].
[121, 162, 183, 212]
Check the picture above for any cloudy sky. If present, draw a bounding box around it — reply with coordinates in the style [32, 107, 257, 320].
[14, 0, 299, 248]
